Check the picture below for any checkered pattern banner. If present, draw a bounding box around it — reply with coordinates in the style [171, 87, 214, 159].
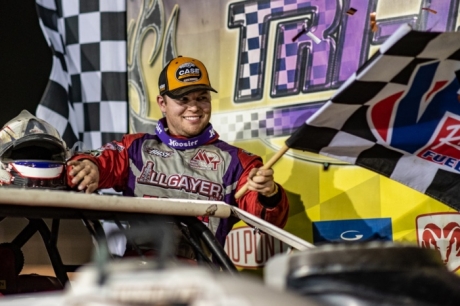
[35, 0, 128, 150]
[230, 0, 315, 101]
[286, 24, 460, 211]
[212, 102, 322, 142]
[273, 2, 335, 94]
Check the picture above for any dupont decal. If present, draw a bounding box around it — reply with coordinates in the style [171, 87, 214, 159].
[313, 218, 393, 244]
[190, 149, 221, 171]
[224, 226, 289, 268]
[417, 213, 460, 272]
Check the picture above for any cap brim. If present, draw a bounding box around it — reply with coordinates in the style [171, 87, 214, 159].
[166, 84, 218, 99]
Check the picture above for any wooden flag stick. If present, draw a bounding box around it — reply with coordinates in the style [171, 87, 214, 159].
[234, 144, 290, 199]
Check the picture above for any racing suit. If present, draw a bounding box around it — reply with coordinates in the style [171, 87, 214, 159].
[69, 118, 289, 246]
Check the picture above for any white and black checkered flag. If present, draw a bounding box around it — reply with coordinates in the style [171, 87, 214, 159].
[285, 24, 460, 211]
[35, 0, 128, 150]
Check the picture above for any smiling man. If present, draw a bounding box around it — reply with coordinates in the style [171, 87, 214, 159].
[67, 56, 289, 248]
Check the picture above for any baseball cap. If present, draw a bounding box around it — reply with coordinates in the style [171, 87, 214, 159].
[158, 56, 218, 98]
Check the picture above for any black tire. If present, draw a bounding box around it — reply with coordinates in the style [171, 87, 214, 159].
[0, 242, 24, 275]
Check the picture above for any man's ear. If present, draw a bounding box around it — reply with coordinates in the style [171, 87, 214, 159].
[157, 95, 167, 112]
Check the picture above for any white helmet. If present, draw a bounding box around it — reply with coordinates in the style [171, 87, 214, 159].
[0, 110, 69, 189]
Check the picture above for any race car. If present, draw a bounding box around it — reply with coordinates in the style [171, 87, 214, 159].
[0, 187, 317, 305]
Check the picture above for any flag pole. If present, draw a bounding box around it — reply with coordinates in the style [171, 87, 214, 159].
[235, 144, 290, 199]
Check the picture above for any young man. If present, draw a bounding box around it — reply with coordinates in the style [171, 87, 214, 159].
[67, 56, 289, 246]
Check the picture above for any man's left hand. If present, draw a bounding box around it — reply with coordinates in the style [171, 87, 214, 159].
[247, 168, 277, 197]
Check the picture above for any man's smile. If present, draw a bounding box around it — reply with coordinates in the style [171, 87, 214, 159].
[183, 116, 201, 121]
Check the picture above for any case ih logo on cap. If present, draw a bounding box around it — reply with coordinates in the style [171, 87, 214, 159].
[416, 212, 460, 272]
[175, 62, 202, 83]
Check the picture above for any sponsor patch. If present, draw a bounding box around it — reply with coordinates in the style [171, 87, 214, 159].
[312, 218, 393, 244]
[145, 147, 173, 158]
[190, 149, 221, 171]
[176, 62, 202, 83]
[417, 212, 460, 272]
[168, 139, 198, 148]
[155, 124, 162, 135]
[208, 128, 216, 139]
[137, 161, 223, 200]
[101, 142, 125, 152]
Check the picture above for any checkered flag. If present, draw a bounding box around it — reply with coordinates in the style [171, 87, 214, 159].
[286, 24, 460, 211]
[35, 0, 128, 150]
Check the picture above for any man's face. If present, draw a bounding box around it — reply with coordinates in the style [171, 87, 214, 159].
[157, 90, 212, 137]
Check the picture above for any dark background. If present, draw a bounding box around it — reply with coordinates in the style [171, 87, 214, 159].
[0, 0, 52, 126]
[0, 2, 92, 266]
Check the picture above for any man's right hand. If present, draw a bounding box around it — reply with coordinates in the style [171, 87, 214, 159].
[67, 159, 100, 194]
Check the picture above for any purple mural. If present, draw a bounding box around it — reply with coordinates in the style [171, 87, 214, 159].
[228, 0, 459, 101]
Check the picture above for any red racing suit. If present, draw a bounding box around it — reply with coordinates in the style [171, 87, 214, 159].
[69, 120, 289, 246]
